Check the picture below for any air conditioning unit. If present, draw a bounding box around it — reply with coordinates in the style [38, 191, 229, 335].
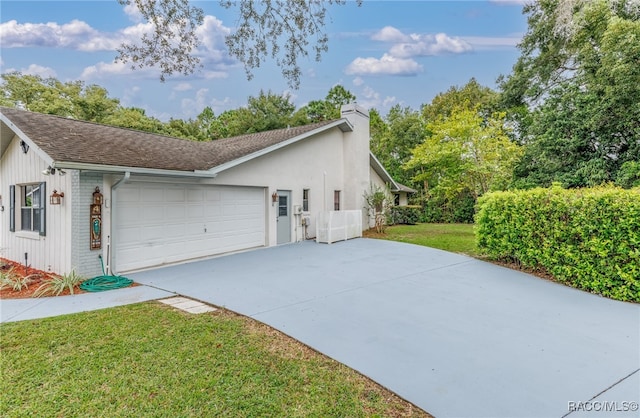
[293, 205, 303, 215]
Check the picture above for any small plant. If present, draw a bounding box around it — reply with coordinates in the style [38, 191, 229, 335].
[34, 270, 87, 297]
[0, 268, 34, 292]
[364, 184, 393, 233]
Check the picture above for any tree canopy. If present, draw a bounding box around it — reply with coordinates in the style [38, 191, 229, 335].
[115, 0, 360, 89]
[500, 0, 640, 188]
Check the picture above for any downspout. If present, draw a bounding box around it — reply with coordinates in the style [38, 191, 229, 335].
[112, 171, 131, 190]
[109, 172, 131, 274]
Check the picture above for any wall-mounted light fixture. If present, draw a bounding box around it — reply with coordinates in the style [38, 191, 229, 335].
[42, 166, 56, 175]
[271, 191, 279, 206]
[50, 190, 64, 205]
[42, 166, 66, 176]
[20, 140, 29, 154]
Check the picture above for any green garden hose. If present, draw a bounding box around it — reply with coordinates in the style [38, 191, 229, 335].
[79, 254, 133, 292]
[80, 275, 133, 292]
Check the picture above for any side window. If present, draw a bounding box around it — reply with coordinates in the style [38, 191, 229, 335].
[14, 182, 46, 235]
[334, 190, 340, 211]
[303, 189, 309, 212]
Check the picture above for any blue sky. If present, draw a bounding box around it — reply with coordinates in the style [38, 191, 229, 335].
[1, 0, 528, 121]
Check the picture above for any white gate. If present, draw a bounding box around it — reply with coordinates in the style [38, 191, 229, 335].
[315, 210, 362, 244]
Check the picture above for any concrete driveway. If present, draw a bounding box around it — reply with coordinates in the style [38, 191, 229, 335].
[128, 238, 640, 418]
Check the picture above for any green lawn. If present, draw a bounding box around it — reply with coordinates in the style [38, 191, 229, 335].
[0, 303, 428, 418]
[365, 223, 478, 257]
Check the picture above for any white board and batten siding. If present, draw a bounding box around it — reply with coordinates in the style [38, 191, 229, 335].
[114, 182, 266, 272]
[0, 135, 73, 275]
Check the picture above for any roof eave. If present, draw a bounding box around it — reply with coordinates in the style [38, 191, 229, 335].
[0, 112, 54, 165]
[52, 161, 217, 178]
[369, 152, 400, 190]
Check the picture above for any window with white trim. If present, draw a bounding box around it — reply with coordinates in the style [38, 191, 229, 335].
[334, 190, 340, 211]
[22, 184, 42, 232]
[10, 182, 46, 236]
[303, 189, 309, 212]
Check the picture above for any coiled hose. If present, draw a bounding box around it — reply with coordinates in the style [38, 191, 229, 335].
[80, 255, 133, 292]
[80, 275, 133, 292]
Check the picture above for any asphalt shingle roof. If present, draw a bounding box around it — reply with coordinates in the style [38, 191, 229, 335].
[0, 107, 340, 172]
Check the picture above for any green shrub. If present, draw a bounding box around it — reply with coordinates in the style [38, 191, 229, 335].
[34, 270, 87, 297]
[0, 268, 33, 292]
[476, 185, 640, 302]
[390, 205, 421, 225]
[417, 191, 476, 223]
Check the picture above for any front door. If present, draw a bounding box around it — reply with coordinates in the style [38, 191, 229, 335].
[276, 190, 291, 244]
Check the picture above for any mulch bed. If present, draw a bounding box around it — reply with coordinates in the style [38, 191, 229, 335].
[0, 258, 88, 299]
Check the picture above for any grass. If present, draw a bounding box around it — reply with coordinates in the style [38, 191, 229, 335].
[0, 302, 429, 418]
[365, 223, 478, 257]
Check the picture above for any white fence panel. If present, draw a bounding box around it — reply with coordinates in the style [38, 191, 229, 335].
[316, 210, 362, 244]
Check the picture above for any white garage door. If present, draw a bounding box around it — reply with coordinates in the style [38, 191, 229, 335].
[114, 182, 265, 272]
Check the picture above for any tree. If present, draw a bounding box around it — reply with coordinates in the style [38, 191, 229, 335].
[371, 105, 425, 189]
[206, 90, 297, 138]
[405, 106, 522, 220]
[116, 0, 360, 88]
[294, 84, 356, 123]
[103, 107, 166, 132]
[422, 78, 498, 123]
[246, 90, 296, 132]
[0, 72, 120, 122]
[502, 0, 640, 187]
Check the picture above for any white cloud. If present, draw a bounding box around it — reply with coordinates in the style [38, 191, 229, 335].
[352, 77, 364, 87]
[382, 96, 397, 107]
[81, 61, 144, 79]
[0, 19, 104, 49]
[22, 64, 58, 79]
[461, 36, 522, 49]
[196, 16, 230, 53]
[372, 26, 410, 43]
[2, 12, 236, 80]
[345, 54, 423, 76]
[389, 33, 472, 58]
[120, 85, 142, 108]
[123, 3, 144, 22]
[345, 26, 473, 77]
[180, 89, 233, 118]
[173, 83, 193, 92]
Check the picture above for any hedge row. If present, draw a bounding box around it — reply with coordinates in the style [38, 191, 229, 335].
[389, 205, 421, 225]
[475, 185, 640, 302]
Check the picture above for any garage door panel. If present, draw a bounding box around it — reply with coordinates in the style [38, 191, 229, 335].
[187, 205, 203, 218]
[205, 189, 221, 201]
[165, 188, 185, 202]
[165, 205, 186, 220]
[187, 189, 204, 202]
[140, 188, 165, 202]
[115, 183, 265, 272]
[118, 187, 140, 202]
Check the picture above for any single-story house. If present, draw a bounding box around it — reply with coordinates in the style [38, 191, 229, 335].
[1, 104, 411, 277]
